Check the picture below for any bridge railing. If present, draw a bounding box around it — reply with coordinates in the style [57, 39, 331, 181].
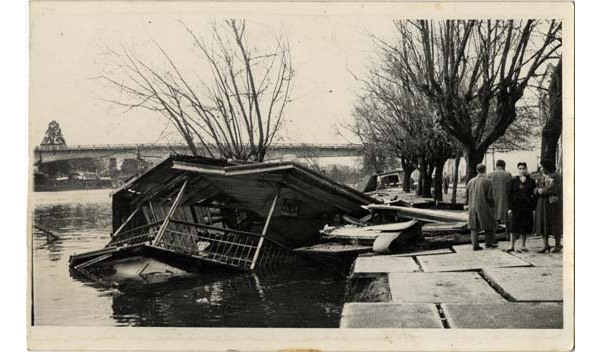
[35, 142, 362, 152]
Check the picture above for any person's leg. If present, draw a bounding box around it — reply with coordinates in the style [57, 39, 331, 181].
[506, 232, 516, 252]
[505, 219, 511, 242]
[485, 229, 497, 248]
[538, 235, 550, 253]
[521, 233, 528, 252]
[552, 234, 562, 253]
[471, 229, 482, 250]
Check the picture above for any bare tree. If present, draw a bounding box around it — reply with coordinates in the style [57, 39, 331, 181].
[382, 20, 561, 180]
[100, 20, 293, 161]
[353, 76, 456, 200]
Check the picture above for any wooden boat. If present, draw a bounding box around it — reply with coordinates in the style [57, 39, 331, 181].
[69, 155, 377, 280]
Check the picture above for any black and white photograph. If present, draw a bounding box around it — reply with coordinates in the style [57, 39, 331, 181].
[27, 1, 574, 350]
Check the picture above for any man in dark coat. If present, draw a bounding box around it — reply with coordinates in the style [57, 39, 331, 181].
[465, 164, 497, 250]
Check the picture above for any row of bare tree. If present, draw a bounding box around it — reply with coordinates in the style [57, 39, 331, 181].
[101, 19, 562, 200]
[352, 19, 562, 201]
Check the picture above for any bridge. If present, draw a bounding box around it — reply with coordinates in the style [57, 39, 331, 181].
[33, 143, 364, 164]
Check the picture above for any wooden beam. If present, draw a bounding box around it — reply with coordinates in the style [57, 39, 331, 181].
[152, 178, 189, 246]
[111, 207, 140, 237]
[250, 185, 281, 270]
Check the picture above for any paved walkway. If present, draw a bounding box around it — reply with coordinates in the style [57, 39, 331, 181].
[341, 236, 564, 329]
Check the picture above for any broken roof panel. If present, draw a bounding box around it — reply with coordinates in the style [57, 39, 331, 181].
[113, 154, 378, 219]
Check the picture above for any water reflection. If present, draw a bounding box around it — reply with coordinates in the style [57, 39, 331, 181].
[32, 190, 346, 327]
[107, 267, 344, 327]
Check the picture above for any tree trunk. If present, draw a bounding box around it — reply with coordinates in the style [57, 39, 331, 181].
[423, 159, 434, 198]
[451, 154, 461, 204]
[433, 159, 445, 201]
[183, 135, 199, 157]
[400, 157, 415, 193]
[465, 148, 485, 181]
[416, 156, 425, 196]
[541, 59, 562, 167]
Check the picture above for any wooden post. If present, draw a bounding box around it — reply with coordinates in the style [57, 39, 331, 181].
[152, 179, 189, 246]
[111, 207, 140, 237]
[250, 186, 281, 270]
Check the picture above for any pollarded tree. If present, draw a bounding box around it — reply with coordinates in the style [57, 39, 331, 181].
[384, 20, 561, 180]
[353, 76, 456, 200]
[540, 58, 562, 168]
[41, 120, 66, 146]
[101, 20, 293, 161]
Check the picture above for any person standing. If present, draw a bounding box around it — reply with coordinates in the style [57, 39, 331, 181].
[506, 162, 536, 253]
[465, 164, 497, 250]
[535, 159, 563, 253]
[489, 160, 512, 241]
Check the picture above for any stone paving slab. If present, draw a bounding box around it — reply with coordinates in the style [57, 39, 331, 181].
[340, 303, 443, 328]
[493, 238, 564, 267]
[442, 303, 563, 329]
[508, 251, 563, 267]
[352, 256, 420, 275]
[417, 250, 531, 272]
[388, 272, 506, 303]
[483, 267, 563, 301]
[391, 248, 453, 257]
[496, 236, 546, 250]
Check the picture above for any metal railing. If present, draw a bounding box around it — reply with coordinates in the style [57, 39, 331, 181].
[34, 143, 362, 152]
[106, 221, 162, 248]
[159, 220, 297, 271]
[105, 218, 298, 271]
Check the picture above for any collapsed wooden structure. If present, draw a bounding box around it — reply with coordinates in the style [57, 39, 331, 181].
[69, 155, 376, 279]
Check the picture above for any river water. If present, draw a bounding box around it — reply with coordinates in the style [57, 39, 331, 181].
[31, 190, 346, 327]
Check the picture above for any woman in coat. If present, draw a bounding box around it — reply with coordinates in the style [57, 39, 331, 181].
[506, 162, 536, 253]
[535, 159, 563, 253]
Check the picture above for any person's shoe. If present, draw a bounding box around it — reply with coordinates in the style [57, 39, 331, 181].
[485, 244, 499, 249]
[551, 245, 562, 253]
[504, 248, 515, 253]
[520, 247, 529, 253]
[473, 246, 483, 251]
[537, 246, 551, 254]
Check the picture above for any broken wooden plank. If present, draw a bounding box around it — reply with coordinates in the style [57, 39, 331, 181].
[33, 225, 61, 243]
[342, 214, 366, 226]
[321, 220, 423, 250]
[372, 221, 423, 254]
[422, 222, 468, 232]
[294, 243, 372, 255]
[366, 220, 421, 232]
[365, 204, 468, 223]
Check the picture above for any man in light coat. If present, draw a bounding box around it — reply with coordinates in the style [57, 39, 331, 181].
[465, 164, 497, 250]
[489, 159, 512, 240]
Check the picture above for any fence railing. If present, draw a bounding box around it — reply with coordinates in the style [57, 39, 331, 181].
[106, 221, 162, 248]
[105, 219, 298, 271]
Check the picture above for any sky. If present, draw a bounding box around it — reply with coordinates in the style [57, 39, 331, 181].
[30, 2, 402, 147]
[29, 2, 566, 156]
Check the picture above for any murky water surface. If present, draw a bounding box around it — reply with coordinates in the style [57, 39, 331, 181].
[32, 190, 346, 327]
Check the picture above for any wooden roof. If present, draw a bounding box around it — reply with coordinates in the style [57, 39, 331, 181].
[112, 155, 378, 217]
